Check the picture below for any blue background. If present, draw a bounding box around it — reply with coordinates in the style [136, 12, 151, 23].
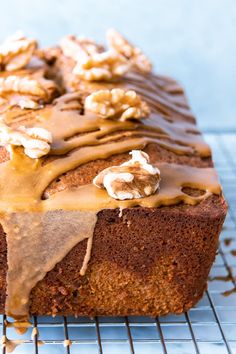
[0, 0, 235, 131]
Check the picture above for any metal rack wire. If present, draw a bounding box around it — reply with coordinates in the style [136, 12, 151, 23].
[1, 131, 236, 354]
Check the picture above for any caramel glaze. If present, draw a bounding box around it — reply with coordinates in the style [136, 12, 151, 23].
[1, 336, 21, 353]
[4, 319, 31, 335]
[0, 70, 222, 320]
[1, 335, 44, 353]
[2, 319, 44, 354]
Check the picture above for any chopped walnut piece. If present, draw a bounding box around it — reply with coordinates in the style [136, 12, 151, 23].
[93, 150, 160, 200]
[106, 28, 152, 73]
[0, 32, 37, 71]
[0, 75, 59, 110]
[84, 88, 150, 121]
[73, 50, 130, 81]
[0, 123, 52, 159]
[16, 98, 39, 110]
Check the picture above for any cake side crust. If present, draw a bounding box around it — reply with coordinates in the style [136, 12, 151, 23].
[0, 194, 226, 316]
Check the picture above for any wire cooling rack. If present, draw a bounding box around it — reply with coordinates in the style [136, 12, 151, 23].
[1, 131, 236, 354]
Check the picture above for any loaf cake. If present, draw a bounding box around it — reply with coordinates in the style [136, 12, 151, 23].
[0, 30, 227, 321]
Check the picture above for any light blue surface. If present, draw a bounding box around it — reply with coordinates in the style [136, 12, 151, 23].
[0, 0, 235, 130]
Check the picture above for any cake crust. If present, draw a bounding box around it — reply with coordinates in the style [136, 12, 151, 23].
[0, 195, 226, 316]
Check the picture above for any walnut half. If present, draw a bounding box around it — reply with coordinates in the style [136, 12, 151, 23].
[0, 32, 37, 71]
[93, 150, 160, 200]
[60, 35, 129, 81]
[73, 49, 129, 81]
[0, 75, 59, 110]
[84, 88, 150, 121]
[106, 28, 152, 74]
[0, 123, 52, 159]
[60, 35, 103, 62]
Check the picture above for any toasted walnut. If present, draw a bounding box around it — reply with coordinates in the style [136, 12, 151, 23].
[73, 50, 130, 81]
[93, 150, 160, 200]
[0, 75, 58, 109]
[0, 31, 37, 71]
[60, 35, 128, 81]
[60, 35, 103, 62]
[0, 123, 52, 158]
[106, 28, 152, 73]
[0, 76, 46, 97]
[84, 88, 150, 121]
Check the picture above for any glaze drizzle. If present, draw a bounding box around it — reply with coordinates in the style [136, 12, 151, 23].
[0, 69, 221, 320]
